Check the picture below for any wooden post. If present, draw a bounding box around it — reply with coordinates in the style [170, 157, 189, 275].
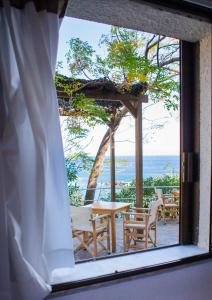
[135, 99, 143, 207]
[110, 126, 116, 202]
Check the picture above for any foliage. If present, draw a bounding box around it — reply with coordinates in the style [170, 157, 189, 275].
[68, 184, 84, 207]
[55, 74, 110, 126]
[65, 38, 95, 78]
[102, 175, 180, 208]
[66, 157, 90, 206]
[58, 27, 180, 201]
[64, 120, 94, 201]
[65, 27, 180, 111]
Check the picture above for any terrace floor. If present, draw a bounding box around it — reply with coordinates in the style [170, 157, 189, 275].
[74, 218, 179, 262]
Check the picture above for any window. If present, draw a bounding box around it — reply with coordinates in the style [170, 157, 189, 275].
[52, 0, 212, 289]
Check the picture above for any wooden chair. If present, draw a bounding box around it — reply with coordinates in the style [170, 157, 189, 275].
[155, 188, 179, 224]
[71, 206, 110, 257]
[123, 199, 162, 251]
[172, 189, 180, 203]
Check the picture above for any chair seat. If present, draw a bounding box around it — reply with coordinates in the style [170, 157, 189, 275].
[164, 203, 179, 208]
[73, 224, 105, 233]
[124, 223, 146, 229]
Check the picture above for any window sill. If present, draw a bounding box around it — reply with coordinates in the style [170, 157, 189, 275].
[51, 245, 208, 288]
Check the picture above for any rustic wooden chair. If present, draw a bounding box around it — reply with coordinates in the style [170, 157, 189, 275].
[172, 189, 180, 203]
[71, 206, 110, 257]
[155, 188, 179, 224]
[123, 199, 162, 251]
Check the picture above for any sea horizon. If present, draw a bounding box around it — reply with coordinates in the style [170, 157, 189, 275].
[77, 155, 180, 189]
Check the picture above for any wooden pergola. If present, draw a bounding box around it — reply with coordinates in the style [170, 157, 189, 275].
[57, 79, 148, 207]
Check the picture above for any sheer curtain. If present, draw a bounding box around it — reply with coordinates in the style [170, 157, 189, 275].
[0, 1, 74, 299]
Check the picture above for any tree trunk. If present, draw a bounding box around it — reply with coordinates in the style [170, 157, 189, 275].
[85, 107, 128, 204]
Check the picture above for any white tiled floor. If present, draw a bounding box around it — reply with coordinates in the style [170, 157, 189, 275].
[51, 245, 207, 284]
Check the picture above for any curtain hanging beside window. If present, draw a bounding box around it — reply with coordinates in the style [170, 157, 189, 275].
[0, 1, 74, 299]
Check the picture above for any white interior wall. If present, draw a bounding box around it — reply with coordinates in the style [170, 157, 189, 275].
[50, 259, 212, 300]
[67, 0, 210, 42]
[198, 31, 212, 249]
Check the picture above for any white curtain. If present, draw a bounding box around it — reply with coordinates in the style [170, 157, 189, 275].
[0, 2, 74, 300]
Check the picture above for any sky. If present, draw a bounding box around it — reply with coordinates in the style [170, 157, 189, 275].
[58, 17, 180, 156]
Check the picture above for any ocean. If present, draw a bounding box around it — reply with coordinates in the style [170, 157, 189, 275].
[77, 155, 180, 189]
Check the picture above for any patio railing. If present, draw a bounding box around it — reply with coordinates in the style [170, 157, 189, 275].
[70, 185, 180, 208]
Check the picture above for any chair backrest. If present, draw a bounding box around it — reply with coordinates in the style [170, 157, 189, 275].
[70, 206, 92, 229]
[155, 188, 163, 201]
[148, 199, 162, 226]
[172, 189, 180, 197]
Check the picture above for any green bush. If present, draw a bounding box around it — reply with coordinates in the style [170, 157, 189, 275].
[102, 175, 180, 208]
[68, 185, 84, 207]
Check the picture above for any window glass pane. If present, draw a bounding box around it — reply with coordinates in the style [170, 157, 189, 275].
[57, 17, 180, 262]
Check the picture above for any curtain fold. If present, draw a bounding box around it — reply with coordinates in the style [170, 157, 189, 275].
[0, 0, 68, 17]
[0, 1, 74, 299]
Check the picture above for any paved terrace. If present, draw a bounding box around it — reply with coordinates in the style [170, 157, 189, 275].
[74, 218, 179, 262]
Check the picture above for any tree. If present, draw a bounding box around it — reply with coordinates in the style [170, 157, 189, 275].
[60, 27, 180, 202]
[56, 74, 111, 203]
[65, 28, 179, 110]
[85, 107, 128, 201]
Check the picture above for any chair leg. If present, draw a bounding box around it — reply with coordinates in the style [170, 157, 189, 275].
[74, 232, 93, 256]
[123, 228, 128, 252]
[98, 238, 107, 251]
[155, 223, 157, 246]
[93, 231, 98, 257]
[83, 232, 89, 249]
[123, 228, 126, 251]
[107, 223, 111, 254]
[144, 227, 148, 249]
[148, 225, 157, 247]
[163, 207, 167, 224]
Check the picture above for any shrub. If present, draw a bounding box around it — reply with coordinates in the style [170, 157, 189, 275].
[68, 184, 84, 207]
[102, 175, 180, 207]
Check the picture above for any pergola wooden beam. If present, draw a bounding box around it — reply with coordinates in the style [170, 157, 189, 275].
[109, 95, 148, 207]
[110, 126, 116, 202]
[121, 96, 148, 207]
[57, 78, 148, 105]
[56, 79, 148, 207]
[135, 99, 143, 207]
[57, 89, 147, 104]
[120, 100, 137, 118]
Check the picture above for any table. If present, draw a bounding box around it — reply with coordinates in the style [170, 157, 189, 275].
[91, 201, 131, 253]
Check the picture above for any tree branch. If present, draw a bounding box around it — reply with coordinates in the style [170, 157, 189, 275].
[156, 35, 160, 67]
[159, 57, 179, 68]
[145, 36, 166, 59]
[145, 34, 156, 58]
